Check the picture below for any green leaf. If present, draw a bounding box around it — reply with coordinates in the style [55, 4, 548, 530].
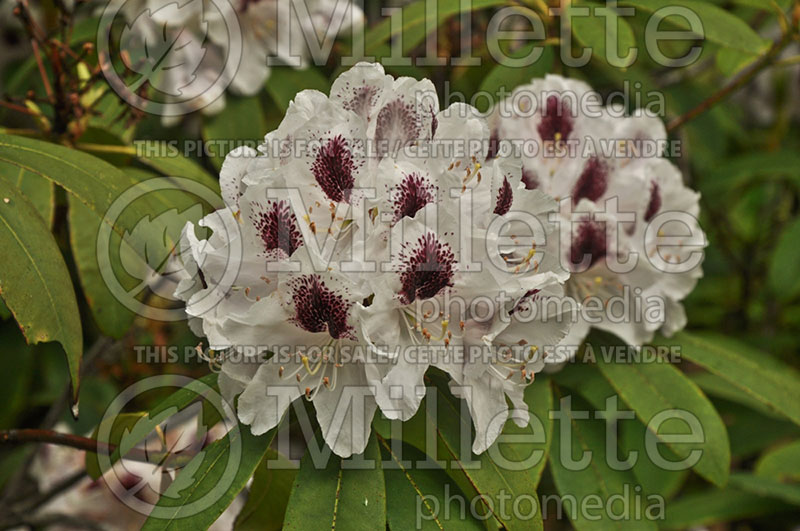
[702, 150, 800, 192]
[364, 0, 506, 54]
[664, 332, 800, 426]
[234, 450, 297, 531]
[0, 134, 173, 254]
[136, 143, 220, 196]
[729, 472, 800, 506]
[569, 3, 637, 68]
[619, 0, 770, 54]
[756, 440, 800, 482]
[426, 376, 545, 531]
[284, 432, 386, 530]
[203, 96, 266, 170]
[549, 389, 658, 531]
[379, 438, 483, 531]
[715, 47, 758, 77]
[0, 179, 82, 402]
[477, 47, 555, 113]
[769, 217, 800, 301]
[593, 334, 730, 487]
[0, 162, 54, 228]
[68, 195, 136, 338]
[660, 488, 793, 529]
[266, 67, 330, 112]
[141, 422, 277, 530]
[690, 372, 778, 417]
[553, 362, 689, 499]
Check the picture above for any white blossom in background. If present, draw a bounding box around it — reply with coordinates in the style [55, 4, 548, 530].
[25, 413, 243, 530]
[176, 63, 572, 456]
[488, 75, 706, 368]
[117, 0, 363, 124]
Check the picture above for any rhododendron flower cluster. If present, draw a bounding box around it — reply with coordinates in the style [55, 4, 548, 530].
[176, 63, 571, 456]
[176, 65, 706, 457]
[488, 75, 706, 368]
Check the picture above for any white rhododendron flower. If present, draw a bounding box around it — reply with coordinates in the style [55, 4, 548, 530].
[176, 63, 571, 456]
[120, 0, 363, 123]
[488, 75, 706, 367]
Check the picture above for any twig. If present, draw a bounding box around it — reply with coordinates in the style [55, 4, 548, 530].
[667, 31, 795, 132]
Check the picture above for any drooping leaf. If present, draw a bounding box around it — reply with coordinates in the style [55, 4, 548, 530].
[283, 432, 386, 530]
[618, 0, 770, 54]
[728, 473, 800, 506]
[593, 333, 730, 487]
[68, 195, 136, 339]
[769, 217, 800, 301]
[660, 488, 792, 529]
[663, 332, 800, 426]
[549, 388, 658, 531]
[755, 440, 800, 482]
[234, 450, 297, 531]
[0, 162, 54, 228]
[0, 179, 82, 402]
[136, 143, 220, 195]
[379, 437, 483, 531]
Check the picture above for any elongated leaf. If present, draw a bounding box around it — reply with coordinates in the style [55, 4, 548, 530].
[137, 143, 220, 194]
[569, 3, 636, 68]
[660, 488, 792, 529]
[234, 450, 297, 531]
[729, 473, 800, 506]
[756, 440, 800, 482]
[141, 422, 277, 530]
[0, 179, 82, 401]
[619, 0, 769, 54]
[0, 134, 169, 254]
[0, 162, 54, 228]
[594, 334, 730, 487]
[690, 372, 778, 417]
[203, 96, 265, 170]
[549, 389, 658, 530]
[426, 376, 545, 531]
[284, 432, 386, 530]
[769, 217, 800, 301]
[266, 67, 329, 111]
[379, 437, 483, 531]
[553, 362, 688, 499]
[68, 195, 136, 339]
[364, 0, 506, 53]
[664, 332, 800, 426]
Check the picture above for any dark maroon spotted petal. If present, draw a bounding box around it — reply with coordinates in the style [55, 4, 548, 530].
[572, 157, 608, 205]
[570, 219, 607, 270]
[343, 85, 380, 120]
[375, 99, 421, 158]
[537, 95, 574, 143]
[398, 233, 456, 304]
[509, 289, 540, 315]
[521, 168, 539, 190]
[311, 135, 356, 203]
[430, 109, 439, 137]
[392, 173, 437, 224]
[486, 130, 500, 160]
[250, 200, 303, 257]
[289, 275, 354, 340]
[494, 177, 514, 215]
[644, 181, 661, 222]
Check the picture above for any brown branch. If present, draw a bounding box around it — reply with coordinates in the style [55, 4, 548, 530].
[667, 30, 796, 133]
